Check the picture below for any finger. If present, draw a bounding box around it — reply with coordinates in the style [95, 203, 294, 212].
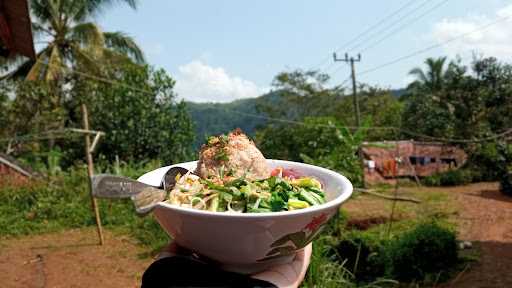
[294, 243, 312, 262]
[156, 242, 178, 260]
[156, 242, 193, 260]
[290, 244, 312, 286]
[252, 244, 313, 288]
[252, 270, 292, 288]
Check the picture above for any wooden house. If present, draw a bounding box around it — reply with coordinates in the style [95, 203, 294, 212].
[0, 154, 34, 186]
[0, 0, 36, 59]
[362, 141, 467, 185]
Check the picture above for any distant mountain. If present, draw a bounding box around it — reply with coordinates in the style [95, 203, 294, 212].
[390, 88, 406, 98]
[186, 91, 280, 148]
[186, 87, 406, 148]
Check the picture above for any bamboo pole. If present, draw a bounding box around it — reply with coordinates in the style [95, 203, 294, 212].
[354, 188, 421, 203]
[81, 104, 104, 245]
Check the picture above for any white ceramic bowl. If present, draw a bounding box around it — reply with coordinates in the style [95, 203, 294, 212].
[138, 160, 353, 274]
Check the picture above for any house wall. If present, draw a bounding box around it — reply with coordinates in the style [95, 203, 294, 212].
[0, 163, 30, 186]
[363, 141, 467, 185]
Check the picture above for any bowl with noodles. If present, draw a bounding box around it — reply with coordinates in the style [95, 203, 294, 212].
[137, 159, 352, 274]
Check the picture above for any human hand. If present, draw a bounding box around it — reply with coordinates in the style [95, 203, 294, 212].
[251, 244, 312, 288]
[155, 242, 312, 288]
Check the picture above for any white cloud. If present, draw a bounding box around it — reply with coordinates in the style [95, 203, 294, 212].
[431, 4, 512, 60]
[175, 60, 268, 103]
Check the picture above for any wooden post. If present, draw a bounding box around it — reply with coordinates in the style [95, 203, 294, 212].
[386, 143, 400, 238]
[359, 146, 366, 188]
[81, 104, 104, 245]
[115, 155, 120, 175]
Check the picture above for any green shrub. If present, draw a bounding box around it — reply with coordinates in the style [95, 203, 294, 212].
[440, 169, 473, 186]
[421, 174, 441, 186]
[302, 217, 397, 288]
[302, 236, 357, 288]
[328, 222, 459, 284]
[385, 222, 458, 282]
[422, 169, 472, 186]
[329, 232, 387, 283]
[500, 172, 512, 196]
[0, 166, 169, 253]
[467, 142, 502, 181]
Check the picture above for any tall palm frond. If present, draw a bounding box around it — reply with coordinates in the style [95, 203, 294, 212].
[409, 57, 448, 92]
[3, 0, 143, 81]
[26, 49, 49, 80]
[45, 46, 62, 81]
[63, 0, 137, 24]
[104, 32, 145, 64]
[409, 67, 428, 84]
[69, 22, 105, 59]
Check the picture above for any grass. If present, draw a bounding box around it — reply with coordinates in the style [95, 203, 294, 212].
[0, 162, 170, 254]
[301, 213, 400, 288]
[0, 164, 467, 287]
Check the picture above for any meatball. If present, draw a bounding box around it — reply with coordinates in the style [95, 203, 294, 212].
[195, 129, 270, 181]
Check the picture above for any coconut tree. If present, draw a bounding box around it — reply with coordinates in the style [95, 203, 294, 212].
[408, 57, 448, 93]
[4, 0, 144, 80]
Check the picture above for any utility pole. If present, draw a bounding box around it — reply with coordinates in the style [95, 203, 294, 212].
[333, 53, 361, 127]
[334, 53, 366, 187]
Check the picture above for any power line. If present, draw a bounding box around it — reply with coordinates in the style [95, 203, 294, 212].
[354, 13, 512, 77]
[358, 0, 451, 53]
[224, 107, 512, 144]
[27, 52, 512, 144]
[32, 59, 156, 96]
[326, 0, 449, 75]
[0, 128, 104, 143]
[330, 0, 449, 76]
[309, 0, 422, 71]
[344, 0, 432, 53]
[339, 76, 351, 88]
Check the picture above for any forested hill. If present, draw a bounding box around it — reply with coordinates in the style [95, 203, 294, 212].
[186, 91, 279, 148]
[186, 88, 405, 148]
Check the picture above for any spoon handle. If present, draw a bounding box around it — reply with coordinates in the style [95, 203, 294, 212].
[91, 174, 156, 198]
[92, 174, 167, 215]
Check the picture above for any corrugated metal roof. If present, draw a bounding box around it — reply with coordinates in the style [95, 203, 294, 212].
[0, 0, 35, 59]
[0, 154, 33, 178]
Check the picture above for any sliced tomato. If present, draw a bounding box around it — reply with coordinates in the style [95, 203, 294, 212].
[271, 167, 303, 179]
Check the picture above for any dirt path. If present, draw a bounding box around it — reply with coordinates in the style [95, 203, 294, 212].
[449, 183, 512, 288]
[0, 228, 152, 288]
[1, 183, 511, 287]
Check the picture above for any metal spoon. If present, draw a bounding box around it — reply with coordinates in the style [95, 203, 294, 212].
[91, 166, 191, 215]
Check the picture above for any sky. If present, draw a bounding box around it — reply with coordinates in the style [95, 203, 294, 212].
[98, 0, 512, 102]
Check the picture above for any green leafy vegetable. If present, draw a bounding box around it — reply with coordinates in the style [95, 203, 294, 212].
[168, 174, 327, 213]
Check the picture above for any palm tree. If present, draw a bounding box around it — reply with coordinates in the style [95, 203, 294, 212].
[4, 0, 144, 80]
[409, 57, 447, 92]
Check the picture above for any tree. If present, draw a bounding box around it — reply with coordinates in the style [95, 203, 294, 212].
[3, 0, 144, 80]
[408, 57, 448, 93]
[256, 69, 344, 121]
[401, 92, 455, 139]
[0, 83, 10, 140]
[335, 84, 403, 139]
[402, 57, 458, 139]
[472, 57, 512, 133]
[402, 56, 512, 183]
[0, 0, 147, 159]
[256, 117, 366, 186]
[71, 64, 195, 164]
[5, 81, 66, 136]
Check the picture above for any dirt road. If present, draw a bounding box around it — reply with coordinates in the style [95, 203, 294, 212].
[1, 183, 511, 287]
[0, 229, 152, 288]
[449, 183, 512, 288]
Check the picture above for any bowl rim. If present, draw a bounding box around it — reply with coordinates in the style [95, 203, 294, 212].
[138, 159, 353, 218]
